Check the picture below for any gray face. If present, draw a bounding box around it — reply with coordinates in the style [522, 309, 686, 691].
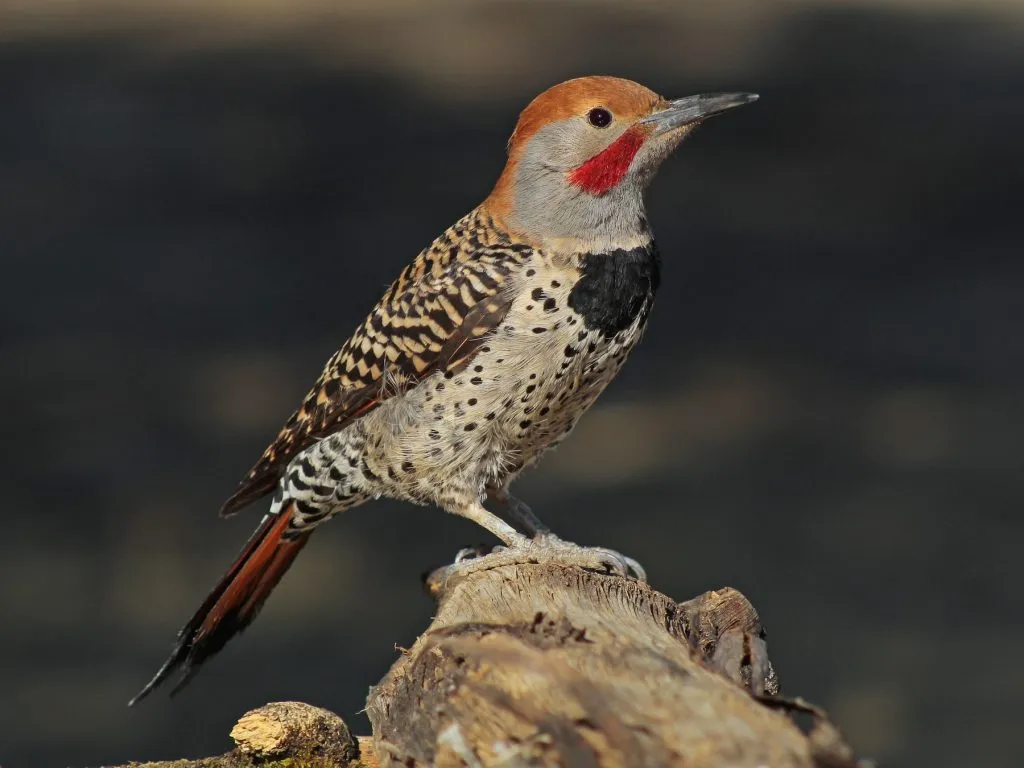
[507, 113, 688, 247]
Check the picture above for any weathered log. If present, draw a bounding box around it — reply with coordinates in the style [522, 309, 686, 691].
[107, 555, 857, 768]
[368, 557, 853, 767]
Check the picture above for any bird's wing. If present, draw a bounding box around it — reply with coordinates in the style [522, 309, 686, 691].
[220, 223, 530, 516]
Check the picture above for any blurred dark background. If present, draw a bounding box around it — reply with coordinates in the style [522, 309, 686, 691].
[2, 1, 1022, 766]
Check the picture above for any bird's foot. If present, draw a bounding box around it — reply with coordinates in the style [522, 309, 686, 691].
[441, 535, 646, 582]
[529, 533, 647, 581]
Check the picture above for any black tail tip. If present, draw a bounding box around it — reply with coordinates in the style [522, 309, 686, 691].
[127, 645, 195, 707]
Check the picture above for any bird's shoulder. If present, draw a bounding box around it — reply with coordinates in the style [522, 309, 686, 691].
[220, 208, 536, 515]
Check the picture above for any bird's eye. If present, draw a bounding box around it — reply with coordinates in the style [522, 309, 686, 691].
[587, 107, 612, 128]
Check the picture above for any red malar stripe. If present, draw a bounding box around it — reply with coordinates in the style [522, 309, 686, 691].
[567, 128, 646, 195]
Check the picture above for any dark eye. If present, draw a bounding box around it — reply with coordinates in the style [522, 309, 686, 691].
[587, 107, 612, 128]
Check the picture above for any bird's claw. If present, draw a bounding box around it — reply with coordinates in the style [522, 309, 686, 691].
[453, 544, 494, 564]
[603, 550, 647, 582]
[529, 533, 647, 581]
[441, 535, 646, 582]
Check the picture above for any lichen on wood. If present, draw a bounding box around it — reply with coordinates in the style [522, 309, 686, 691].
[113, 701, 371, 768]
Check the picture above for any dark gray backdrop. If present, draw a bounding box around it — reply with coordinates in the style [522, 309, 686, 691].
[2, 3, 1021, 767]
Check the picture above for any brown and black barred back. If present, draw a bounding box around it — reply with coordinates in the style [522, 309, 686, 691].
[220, 208, 535, 516]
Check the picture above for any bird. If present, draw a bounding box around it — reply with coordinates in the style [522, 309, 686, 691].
[129, 76, 757, 705]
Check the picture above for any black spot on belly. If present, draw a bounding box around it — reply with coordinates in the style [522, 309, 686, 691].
[568, 241, 661, 338]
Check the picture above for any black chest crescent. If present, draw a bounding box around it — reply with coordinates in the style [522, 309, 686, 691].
[568, 242, 662, 338]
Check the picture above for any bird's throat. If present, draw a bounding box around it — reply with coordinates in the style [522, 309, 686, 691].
[567, 128, 646, 196]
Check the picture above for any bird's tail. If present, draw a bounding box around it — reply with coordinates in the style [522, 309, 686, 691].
[128, 503, 310, 706]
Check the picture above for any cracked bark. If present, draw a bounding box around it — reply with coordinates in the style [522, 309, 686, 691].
[107, 559, 858, 768]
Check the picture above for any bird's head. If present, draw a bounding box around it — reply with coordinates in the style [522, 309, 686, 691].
[484, 76, 757, 249]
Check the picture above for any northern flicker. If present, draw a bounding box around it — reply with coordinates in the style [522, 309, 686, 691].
[130, 76, 756, 704]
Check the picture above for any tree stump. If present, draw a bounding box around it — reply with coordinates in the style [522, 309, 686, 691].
[109, 557, 858, 768]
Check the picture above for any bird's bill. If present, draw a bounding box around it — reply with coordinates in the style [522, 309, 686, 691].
[640, 92, 759, 135]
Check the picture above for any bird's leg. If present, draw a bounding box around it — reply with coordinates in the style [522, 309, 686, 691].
[447, 499, 647, 582]
[448, 501, 530, 547]
[487, 488, 551, 537]
[484, 488, 646, 580]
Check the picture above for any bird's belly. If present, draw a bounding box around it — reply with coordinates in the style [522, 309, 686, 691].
[491, 315, 646, 472]
[396, 304, 645, 488]
[340, 279, 649, 506]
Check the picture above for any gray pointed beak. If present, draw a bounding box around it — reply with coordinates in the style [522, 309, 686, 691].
[641, 92, 758, 135]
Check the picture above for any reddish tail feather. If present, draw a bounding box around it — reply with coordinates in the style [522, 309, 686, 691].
[129, 504, 310, 705]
